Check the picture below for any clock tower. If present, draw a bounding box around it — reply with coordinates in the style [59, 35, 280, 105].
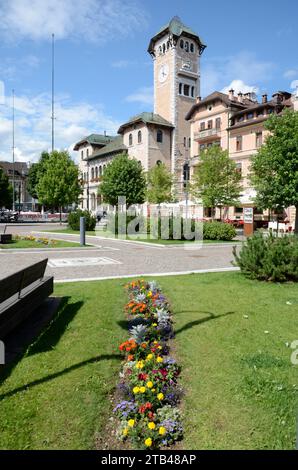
[148, 16, 206, 181]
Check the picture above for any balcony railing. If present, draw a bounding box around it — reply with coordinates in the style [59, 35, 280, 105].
[194, 128, 220, 140]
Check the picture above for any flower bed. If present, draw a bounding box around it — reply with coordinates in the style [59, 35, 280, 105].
[114, 280, 183, 449]
[13, 234, 57, 245]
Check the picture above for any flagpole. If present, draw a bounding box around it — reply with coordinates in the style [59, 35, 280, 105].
[51, 33, 55, 153]
[12, 89, 15, 211]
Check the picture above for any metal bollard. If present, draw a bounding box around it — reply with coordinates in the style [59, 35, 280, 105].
[80, 216, 86, 246]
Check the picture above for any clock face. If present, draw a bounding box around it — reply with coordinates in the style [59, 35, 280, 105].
[158, 64, 169, 83]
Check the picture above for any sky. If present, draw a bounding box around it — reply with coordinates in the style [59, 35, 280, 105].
[0, 0, 297, 164]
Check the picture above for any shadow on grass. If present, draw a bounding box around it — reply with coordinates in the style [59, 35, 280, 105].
[0, 353, 122, 401]
[174, 310, 236, 335]
[27, 297, 82, 356]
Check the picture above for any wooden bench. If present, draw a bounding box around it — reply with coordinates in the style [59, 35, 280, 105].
[0, 259, 53, 339]
[0, 225, 12, 244]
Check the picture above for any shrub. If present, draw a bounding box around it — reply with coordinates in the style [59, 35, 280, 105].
[68, 209, 96, 231]
[203, 221, 236, 241]
[233, 231, 298, 282]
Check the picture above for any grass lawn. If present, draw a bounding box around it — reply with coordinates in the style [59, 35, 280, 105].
[0, 273, 296, 449]
[42, 228, 239, 244]
[0, 239, 89, 249]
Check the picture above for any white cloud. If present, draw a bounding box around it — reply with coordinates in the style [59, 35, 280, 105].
[111, 60, 132, 69]
[0, 0, 148, 43]
[0, 91, 121, 163]
[0, 54, 41, 81]
[201, 51, 274, 97]
[125, 86, 153, 106]
[221, 80, 259, 95]
[290, 80, 298, 90]
[0, 80, 5, 104]
[284, 69, 298, 79]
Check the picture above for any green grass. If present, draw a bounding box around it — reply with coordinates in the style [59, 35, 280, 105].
[0, 281, 127, 449]
[0, 273, 296, 449]
[42, 228, 238, 244]
[0, 239, 89, 249]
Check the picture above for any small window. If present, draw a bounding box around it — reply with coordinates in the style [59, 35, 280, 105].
[159, 46, 162, 54]
[86, 148, 89, 157]
[236, 136, 242, 151]
[163, 43, 166, 53]
[215, 117, 221, 129]
[81, 150, 84, 159]
[184, 84, 190, 96]
[247, 112, 254, 119]
[185, 41, 189, 52]
[238, 116, 244, 122]
[129, 133, 133, 146]
[188, 137, 191, 148]
[191, 86, 195, 97]
[190, 43, 194, 53]
[99, 166, 102, 176]
[184, 137, 186, 147]
[167, 40, 170, 50]
[179, 83, 182, 95]
[157, 129, 163, 143]
[183, 163, 190, 184]
[138, 130, 142, 143]
[236, 163, 242, 175]
[95, 167, 98, 179]
[91, 168, 94, 180]
[207, 120, 213, 130]
[180, 39, 184, 48]
[200, 122, 205, 131]
[256, 131, 263, 148]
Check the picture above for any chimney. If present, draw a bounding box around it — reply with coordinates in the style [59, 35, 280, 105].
[238, 92, 243, 103]
[229, 89, 234, 100]
[262, 94, 268, 104]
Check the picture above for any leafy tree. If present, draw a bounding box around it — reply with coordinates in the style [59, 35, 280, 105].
[0, 167, 13, 208]
[146, 162, 173, 205]
[36, 150, 82, 221]
[98, 154, 146, 208]
[250, 109, 298, 233]
[191, 146, 242, 219]
[27, 151, 51, 199]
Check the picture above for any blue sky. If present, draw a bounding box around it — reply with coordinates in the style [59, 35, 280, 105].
[0, 0, 297, 163]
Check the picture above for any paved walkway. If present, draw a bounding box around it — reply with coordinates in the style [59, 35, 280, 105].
[0, 223, 240, 281]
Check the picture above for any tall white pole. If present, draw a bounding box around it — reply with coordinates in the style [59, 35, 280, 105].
[51, 33, 55, 153]
[12, 89, 15, 211]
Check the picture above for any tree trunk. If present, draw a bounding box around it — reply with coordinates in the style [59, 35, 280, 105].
[59, 206, 62, 224]
[295, 205, 298, 235]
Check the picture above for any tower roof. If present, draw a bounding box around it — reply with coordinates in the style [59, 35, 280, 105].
[118, 112, 174, 134]
[148, 16, 206, 56]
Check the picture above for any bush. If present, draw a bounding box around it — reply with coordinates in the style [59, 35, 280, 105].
[203, 221, 236, 241]
[233, 231, 298, 282]
[68, 209, 96, 231]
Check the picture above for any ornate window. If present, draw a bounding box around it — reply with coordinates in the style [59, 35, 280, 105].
[180, 39, 184, 49]
[190, 43, 194, 53]
[138, 130, 142, 143]
[185, 41, 189, 52]
[129, 133, 133, 146]
[157, 129, 163, 143]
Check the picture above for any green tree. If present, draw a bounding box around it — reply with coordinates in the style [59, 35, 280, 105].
[36, 150, 82, 221]
[27, 151, 51, 199]
[98, 154, 146, 208]
[146, 162, 173, 205]
[250, 109, 298, 233]
[191, 146, 242, 219]
[0, 167, 13, 208]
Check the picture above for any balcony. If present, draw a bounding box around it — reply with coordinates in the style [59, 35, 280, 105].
[194, 128, 220, 141]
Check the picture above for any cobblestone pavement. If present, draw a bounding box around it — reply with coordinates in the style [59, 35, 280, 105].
[0, 223, 240, 281]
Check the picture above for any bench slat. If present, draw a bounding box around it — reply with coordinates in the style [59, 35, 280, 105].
[20, 259, 48, 291]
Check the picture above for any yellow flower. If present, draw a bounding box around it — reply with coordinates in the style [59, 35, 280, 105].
[146, 353, 153, 360]
[156, 356, 163, 363]
[147, 291, 152, 297]
[159, 426, 166, 435]
[153, 341, 158, 344]
[158, 346, 162, 350]
[133, 386, 140, 394]
[148, 422, 156, 430]
[136, 361, 144, 369]
[123, 428, 129, 436]
[146, 381, 153, 389]
[139, 386, 146, 393]
[151, 388, 156, 392]
[128, 419, 135, 427]
[152, 323, 157, 327]
[157, 393, 164, 400]
[145, 437, 152, 447]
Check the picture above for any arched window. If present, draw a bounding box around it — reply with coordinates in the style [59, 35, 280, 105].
[188, 137, 191, 148]
[91, 193, 96, 211]
[180, 39, 184, 49]
[157, 129, 163, 143]
[191, 86, 195, 97]
[138, 130, 142, 143]
[162, 43, 166, 53]
[184, 84, 190, 96]
[91, 167, 94, 180]
[86, 148, 89, 157]
[129, 133, 133, 146]
[190, 43, 194, 53]
[99, 166, 102, 176]
[81, 150, 84, 159]
[103, 164, 106, 173]
[184, 137, 186, 147]
[159, 46, 162, 55]
[95, 167, 98, 179]
[183, 163, 190, 182]
[185, 41, 189, 52]
[179, 83, 182, 95]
